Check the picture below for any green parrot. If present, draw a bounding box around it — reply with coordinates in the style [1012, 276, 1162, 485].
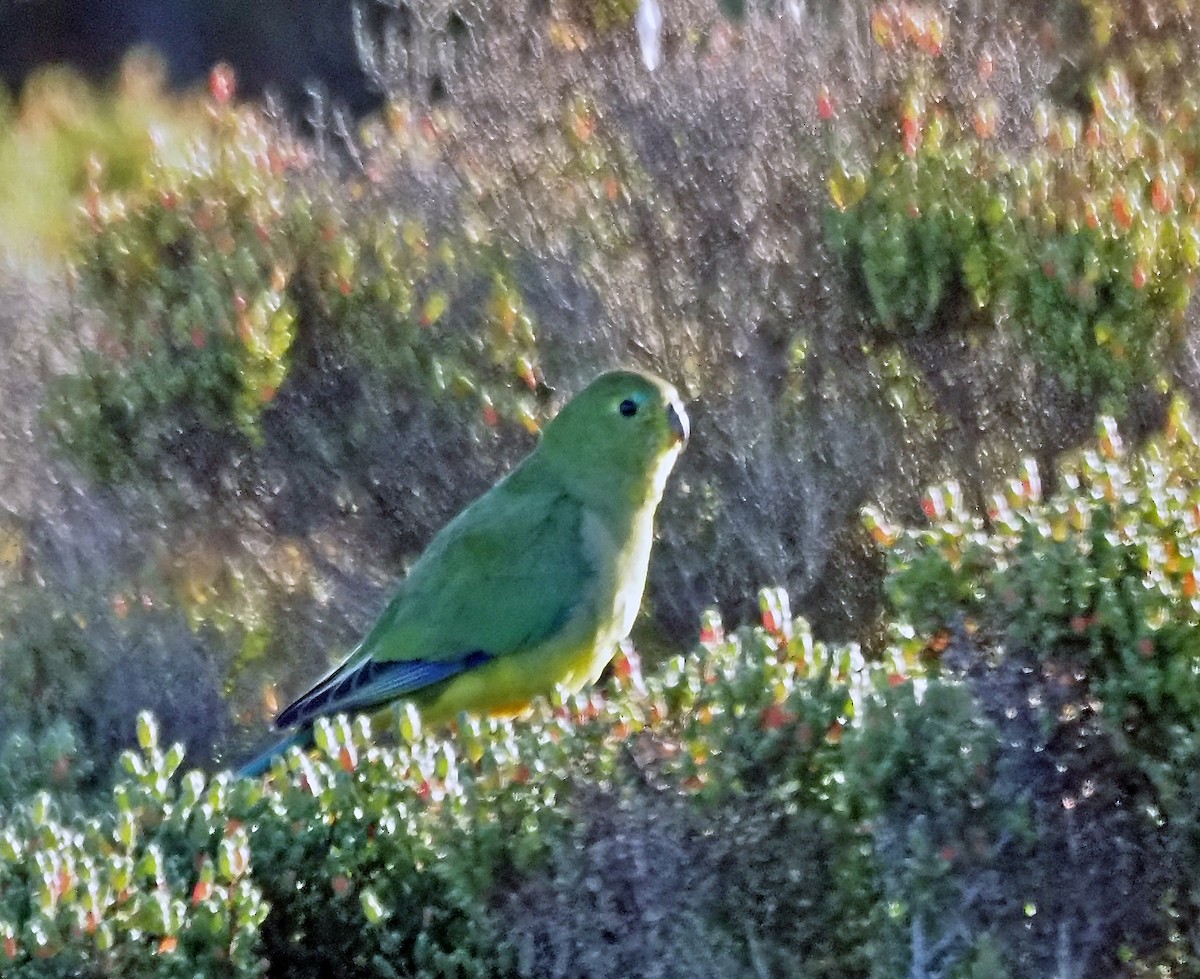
[237, 369, 689, 776]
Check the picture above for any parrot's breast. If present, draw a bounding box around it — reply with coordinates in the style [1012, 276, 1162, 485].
[581, 505, 655, 659]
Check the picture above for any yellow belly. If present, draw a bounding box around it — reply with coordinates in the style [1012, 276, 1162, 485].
[409, 508, 654, 728]
[412, 627, 615, 726]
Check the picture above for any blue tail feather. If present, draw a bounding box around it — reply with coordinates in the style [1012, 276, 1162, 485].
[235, 727, 315, 778]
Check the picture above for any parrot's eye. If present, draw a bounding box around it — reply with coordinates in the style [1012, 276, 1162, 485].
[619, 399, 639, 417]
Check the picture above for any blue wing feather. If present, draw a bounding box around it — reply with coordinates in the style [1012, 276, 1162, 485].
[273, 650, 492, 729]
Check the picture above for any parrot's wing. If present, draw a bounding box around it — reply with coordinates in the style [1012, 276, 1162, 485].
[274, 480, 590, 729]
[273, 651, 496, 729]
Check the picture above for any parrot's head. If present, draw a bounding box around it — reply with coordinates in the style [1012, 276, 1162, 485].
[539, 369, 689, 509]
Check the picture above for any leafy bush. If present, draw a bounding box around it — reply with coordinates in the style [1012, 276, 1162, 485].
[845, 676, 1007, 979]
[867, 401, 1200, 973]
[0, 580, 230, 780]
[14, 385, 1200, 975]
[829, 20, 1200, 404]
[17, 395, 1200, 976]
[47, 96, 305, 479]
[0, 618, 879, 978]
[45, 67, 546, 482]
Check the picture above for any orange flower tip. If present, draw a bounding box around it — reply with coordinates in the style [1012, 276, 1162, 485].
[209, 63, 236, 105]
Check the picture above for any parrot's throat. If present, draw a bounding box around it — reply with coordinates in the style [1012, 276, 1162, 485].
[583, 444, 680, 552]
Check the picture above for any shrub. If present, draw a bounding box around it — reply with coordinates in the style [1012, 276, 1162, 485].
[45, 67, 547, 483]
[0, 580, 230, 779]
[47, 96, 306, 480]
[868, 401, 1200, 973]
[845, 676, 1007, 978]
[0, 717, 267, 979]
[829, 28, 1200, 405]
[0, 618, 879, 978]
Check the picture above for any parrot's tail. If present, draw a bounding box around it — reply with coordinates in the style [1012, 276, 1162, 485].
[235, 727, 315, 779]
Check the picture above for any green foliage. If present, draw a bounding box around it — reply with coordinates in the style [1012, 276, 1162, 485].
[0, 574, 230, 778]
[998, 68, 1200, 402]
[0, 613, 881, 977]
[0, 586, 101, 738]
[563, 0, 639, 35]
[827, 132, 986, 336]
[45, 76, 547, 482]
[0, 717, 266, 978]
[875, 401, 1200, 973]
[849, 678, 994, 831]
[846, 676, 1010, 978]
[827, 12, 1200, 405]
[1072, 0, 1200, 109]
[314, 199, 544, 435]
[0, 723, 89, 812]
[884, 401, 1200, 732]
[44, 100, 307, 479]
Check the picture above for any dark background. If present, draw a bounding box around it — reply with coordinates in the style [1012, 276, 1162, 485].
[0, 0, 378, 111]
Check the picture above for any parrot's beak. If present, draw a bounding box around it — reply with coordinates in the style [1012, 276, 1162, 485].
[667, 400, 689, 447]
